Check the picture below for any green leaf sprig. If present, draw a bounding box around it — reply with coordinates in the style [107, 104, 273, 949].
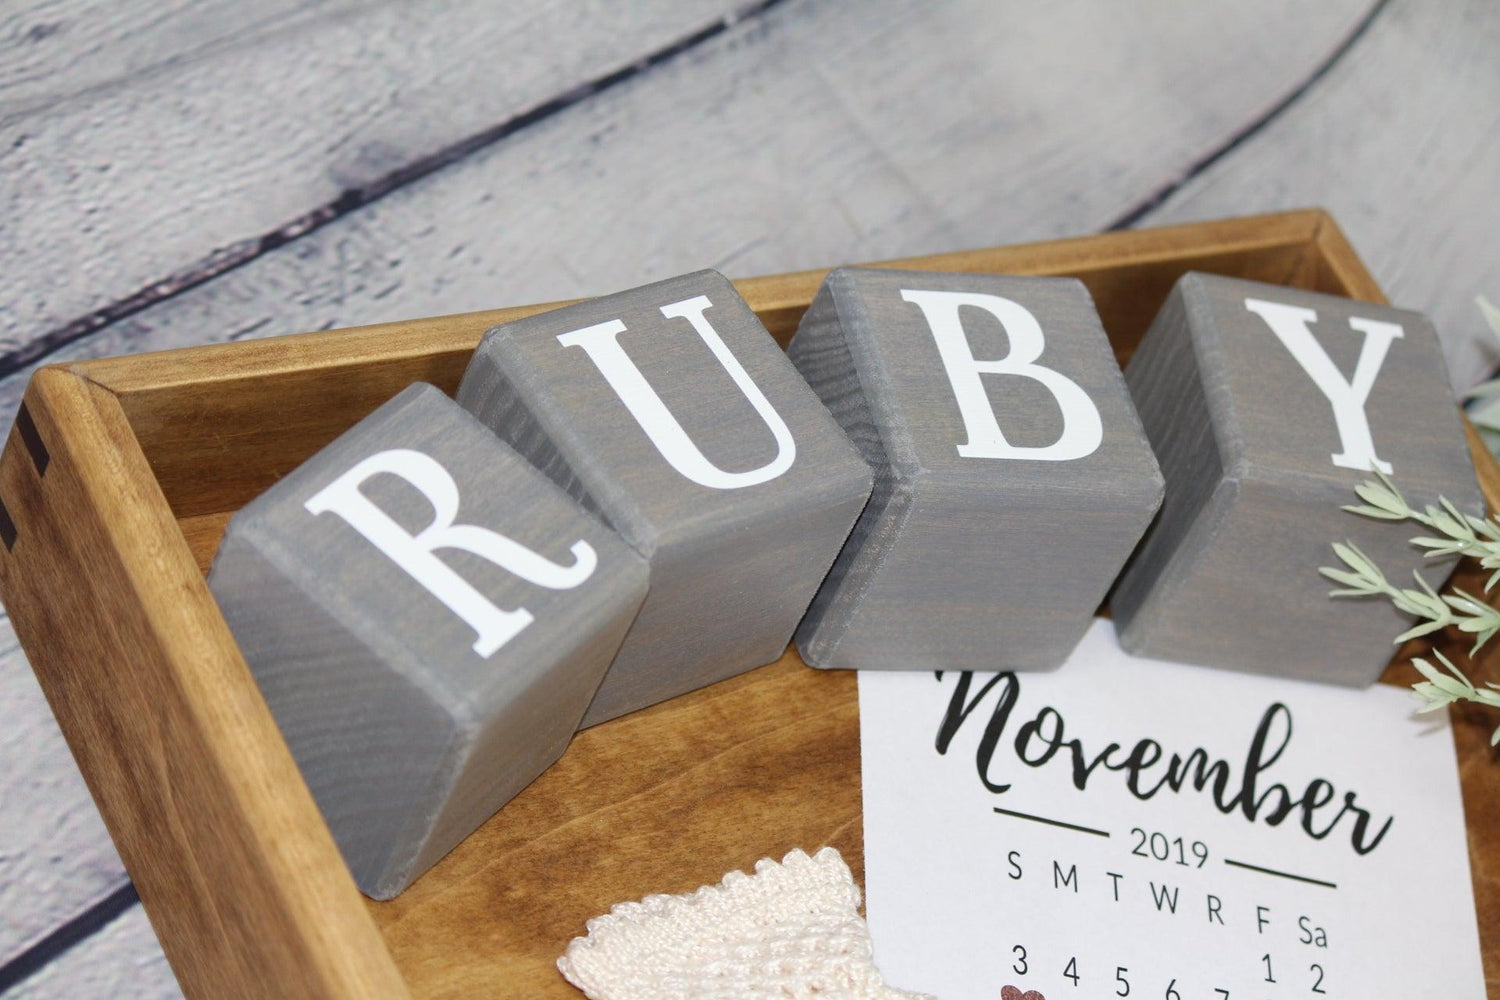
[1411, 650, 1500, 746]
[1322, 470, 1500, 745]
[1324, 472, 1500, 645]
[1324, 295, 1500, 744]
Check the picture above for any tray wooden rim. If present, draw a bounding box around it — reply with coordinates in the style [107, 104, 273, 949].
[3, 208, 1493, 999]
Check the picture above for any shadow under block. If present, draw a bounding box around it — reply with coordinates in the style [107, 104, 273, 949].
[207, 384, 648, 899]
[456, 269, 873, 727]
[788, 268, 1164, 671]
[1112, 272, 1485, 685]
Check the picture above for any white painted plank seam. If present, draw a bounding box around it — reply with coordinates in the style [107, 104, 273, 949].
[0, 0, 793, 381]
[1108, 0, 1393, 232]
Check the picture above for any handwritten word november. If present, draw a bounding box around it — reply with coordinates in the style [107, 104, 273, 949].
[934, 672, 1393, 855]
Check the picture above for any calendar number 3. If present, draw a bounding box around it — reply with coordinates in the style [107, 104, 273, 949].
[1003, 956, 1236, 997]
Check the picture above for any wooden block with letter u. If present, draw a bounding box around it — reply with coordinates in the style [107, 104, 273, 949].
[457, 269, 873, 726]
[208, 383, 647, 898]
[789, 268, 1164, 671]
[1111, 273, 1485, 685]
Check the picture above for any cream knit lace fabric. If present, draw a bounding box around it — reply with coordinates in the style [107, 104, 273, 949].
[557, 847, 933, 1000]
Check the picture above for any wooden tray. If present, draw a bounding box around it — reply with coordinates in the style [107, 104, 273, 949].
[2, 210, 1495, 999]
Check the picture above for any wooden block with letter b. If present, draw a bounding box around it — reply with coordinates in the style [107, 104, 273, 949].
[208, 383, 647, 898]
[788, 268, 1164, 671]
[1111, 273, 1484, 685]
[457, 269, 873, 726]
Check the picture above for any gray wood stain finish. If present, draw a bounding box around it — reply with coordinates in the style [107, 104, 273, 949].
[1112, 273, 1484, 685]
[3, 0, 1494, 992]
[458, 269, 872, 726]
[789, 268, 1162, 671]
[208, 384, 647, 898]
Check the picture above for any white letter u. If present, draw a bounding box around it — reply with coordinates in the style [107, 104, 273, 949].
[556, 295, 796, 490]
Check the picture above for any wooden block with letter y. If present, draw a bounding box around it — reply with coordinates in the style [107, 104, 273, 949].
[788, 268, 1164, 671]
[1111, 273, 1485, 685]
[457, 269, 873, 726]
[208, 383, 647, 898]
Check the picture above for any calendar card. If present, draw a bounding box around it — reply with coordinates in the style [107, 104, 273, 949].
[858, 619, 1485, 999]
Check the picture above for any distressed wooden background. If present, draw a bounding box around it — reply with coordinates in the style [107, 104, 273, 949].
[0, 0, 1496, 995]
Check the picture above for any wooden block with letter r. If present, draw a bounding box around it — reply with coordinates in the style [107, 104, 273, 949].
[1111, 273, 1484, 685]
[457, 269, 873, 726]
[208, 383, 647, 898]
[788, 267, 1164, 671]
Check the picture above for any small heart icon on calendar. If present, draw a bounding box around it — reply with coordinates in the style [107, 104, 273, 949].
[1000, 987, 1044, 1000]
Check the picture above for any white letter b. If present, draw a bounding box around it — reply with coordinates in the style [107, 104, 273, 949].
[901, 288, 1104, 461]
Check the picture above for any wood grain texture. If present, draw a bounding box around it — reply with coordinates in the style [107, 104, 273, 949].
[368, 649, 863, 1000]
[456, 270, 871, 725]
[209, 384, 647, 898]
[0, 212, 1437, 997]
[0, 0, 1488, 987]
[1138, 0, 1500, 391]
[0, 368, 410, 998]
[1114, 274, 1484, 684]
[0, 0, 744, 357]
[788, 269, 1162, 671]
[1, 219, 1494, 998]
[0, 0, 1375, 433]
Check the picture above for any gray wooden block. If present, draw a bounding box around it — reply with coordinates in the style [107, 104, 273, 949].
[456, 269, 872, 726]
[207, 383, 647, 899]
[1111, 272, 1484, 685]
[787, 268, 1164, 671]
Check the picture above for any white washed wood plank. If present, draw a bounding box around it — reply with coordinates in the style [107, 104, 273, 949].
[0, 1, 342, 121]
[0, 0, 739, 968]
[0, 613, 129, 967]
[1138, 0, 1500, 391]
[0, 0, 1375, 391]
[1, 906, 180, 1000]
[0, 0, 1376, 983]
[0, 0, 753, 357]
